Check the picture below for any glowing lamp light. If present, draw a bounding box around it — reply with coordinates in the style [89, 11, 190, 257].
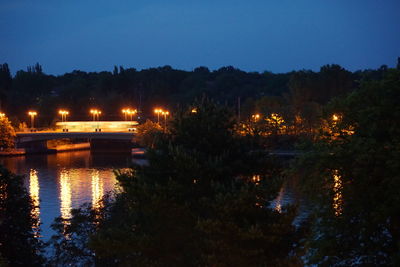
[90, 109, 102, 121]
[154, 108, 163, 123]
[332, 114, 339, 121]
[28, 111, 38, 129]
[58, 110, 69, 122]
[252, 114, 260, 121]
[123, 108, 137, 121]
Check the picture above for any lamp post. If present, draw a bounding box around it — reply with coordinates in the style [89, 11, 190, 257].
[128, 109, 137, 121]
[154, 109, 162, 124]
[332, 114, 339, 121]
[162, 110, 169, 131]
[28, 111, 37, 131]
[90, 109, 101, 121]
[122, 109, 128, 121]
[59, 110, 69, 131]
[251, 114, 260, 122]
[90, 109, 102, 131]
[123, 108, 137, 121]
[59, 110, 69, 122]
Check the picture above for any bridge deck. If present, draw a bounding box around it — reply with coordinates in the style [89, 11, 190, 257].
[16, 131, 136, 143]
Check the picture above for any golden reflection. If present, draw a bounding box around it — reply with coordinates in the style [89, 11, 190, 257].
[91, 170, 104, 210]
[29, 169, 40, 236]
[274, 186, 285, 213]
[29, 169, 40, 216]
[333, 169, 343, 216]
[60, 169, 72, 220]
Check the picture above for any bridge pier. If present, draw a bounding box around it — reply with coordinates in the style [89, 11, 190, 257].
[16, 131, 135, 154]
[16, 140, 54, 153]
[90, 139, 132, 154]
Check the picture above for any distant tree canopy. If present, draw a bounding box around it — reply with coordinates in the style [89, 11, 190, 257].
[2, 61, 391, 127]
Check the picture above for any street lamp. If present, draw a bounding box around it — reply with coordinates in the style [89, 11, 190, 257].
[251, 114, 260, 122]
[154, 108, 162, 124]
[122, 109, 128, 121]
[90, 109, 101, 121]
[59, 110, 69, 132]
[332, 114, 339, 121]
[90, 109, 102, 131]
[28, 111, 37, 131]
[161, 110, 169, 131]
[0, 112, 5, 119]
[127, 109, 137, 121]
[59, 110, 69, 122]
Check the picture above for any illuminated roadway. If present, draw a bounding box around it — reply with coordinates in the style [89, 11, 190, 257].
[16, 131, 136, 143]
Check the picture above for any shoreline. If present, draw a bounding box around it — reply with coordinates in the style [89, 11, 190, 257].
[0, 143, 91, 157]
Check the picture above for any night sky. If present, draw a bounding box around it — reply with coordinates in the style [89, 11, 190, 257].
[1, 0, 399, 74]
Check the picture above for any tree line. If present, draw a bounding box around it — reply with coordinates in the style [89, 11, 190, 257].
[0, 61, 396, 127]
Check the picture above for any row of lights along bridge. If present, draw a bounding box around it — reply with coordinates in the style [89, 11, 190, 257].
[1, 108, 170, 129]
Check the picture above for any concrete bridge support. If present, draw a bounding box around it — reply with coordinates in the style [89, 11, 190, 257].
[16, 140, 52, 153]
[90, 139, 132, 154]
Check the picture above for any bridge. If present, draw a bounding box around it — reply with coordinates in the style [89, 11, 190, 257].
[16, 121, 138, 153]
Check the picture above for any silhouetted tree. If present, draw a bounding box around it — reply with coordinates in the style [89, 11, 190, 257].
[0, 166, 45, 266]
[293, 68, 400, 266]
[0, 63, 12, 110]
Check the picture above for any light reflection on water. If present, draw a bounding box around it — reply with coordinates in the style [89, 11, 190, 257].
[29, 169, 40, 237]
[0, 150, 132, 241]
[0, 150, 304, 238]
[91, 169, 104, 211]
[60, 169, 72, 220]
[273, 186, 285, 213]
[333, 169, 343, 216]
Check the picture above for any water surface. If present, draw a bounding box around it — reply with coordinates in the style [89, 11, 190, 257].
[1, 150, 132, 240]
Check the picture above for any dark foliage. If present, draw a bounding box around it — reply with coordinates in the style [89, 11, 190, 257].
[0, 166, 45, 266]
[292, 69, 400, 266]
[48, 98, 300, 266]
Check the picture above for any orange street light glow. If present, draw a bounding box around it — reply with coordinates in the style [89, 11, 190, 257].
[161, 110, 169, 131]
[90, 109, 102, 121]
[332, 114, 339, 121]
[58, 110, 69, 115]
[59, 110, 69, 123]
[28, 111, 38, 129]
[0, 112, 5, 118]
[154, 108, 163, 123]
[251, 114, 260, 121]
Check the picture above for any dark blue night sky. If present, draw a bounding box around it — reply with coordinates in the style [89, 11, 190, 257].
[1, 0, 399, 74]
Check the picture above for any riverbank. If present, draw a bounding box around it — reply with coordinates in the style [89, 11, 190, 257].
[0, 143, 91, 157]
[0, 148, 26, 157]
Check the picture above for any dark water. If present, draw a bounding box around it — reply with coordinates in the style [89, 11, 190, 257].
[0, 150, 135, 240]
[0, 151, 304, 242]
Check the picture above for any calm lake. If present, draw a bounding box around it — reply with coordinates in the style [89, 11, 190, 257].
[0, 150, 303, 241]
